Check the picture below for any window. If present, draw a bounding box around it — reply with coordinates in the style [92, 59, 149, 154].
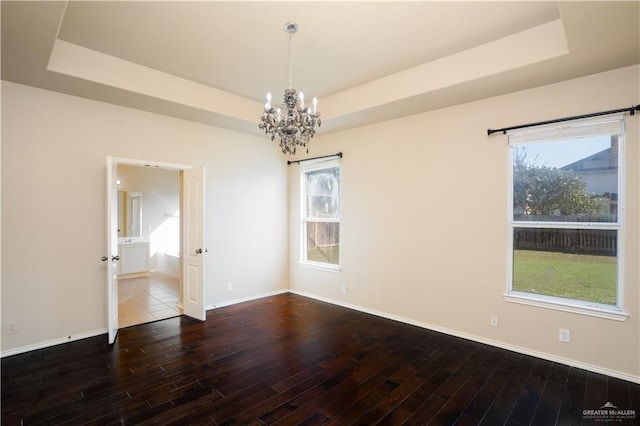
[301, 159, 340, 269]
[507, 114, 626, 318]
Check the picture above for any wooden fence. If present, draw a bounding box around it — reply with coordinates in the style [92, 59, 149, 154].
[514, 228, 616, 256]
[307, 222, 340, 249]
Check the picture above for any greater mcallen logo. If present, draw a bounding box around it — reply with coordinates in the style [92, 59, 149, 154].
[583, 402, 636, 422]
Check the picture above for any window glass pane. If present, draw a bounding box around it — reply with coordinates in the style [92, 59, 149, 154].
[513, 227, 617, 305]
[513, 136, 618, 223]
[306, 222, 340, 265]
[306, 167, 340, 218]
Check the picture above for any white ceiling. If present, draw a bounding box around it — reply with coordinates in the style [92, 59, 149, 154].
[2, 1, 639, 136]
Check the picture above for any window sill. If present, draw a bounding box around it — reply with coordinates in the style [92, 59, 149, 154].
[299, 261, 341, 273]
[504, 292, 629, 321]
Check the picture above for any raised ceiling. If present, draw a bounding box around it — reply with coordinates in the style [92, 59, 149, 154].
[2, 1, 639, 135]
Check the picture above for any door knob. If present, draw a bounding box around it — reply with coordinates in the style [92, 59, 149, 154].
[195, 248, 202, 254]
[101, 256, 108, 261]
[112, 255, 120, 261]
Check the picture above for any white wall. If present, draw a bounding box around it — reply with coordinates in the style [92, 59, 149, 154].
[1, 81, 289, 353]
[289, 65, 640, 381]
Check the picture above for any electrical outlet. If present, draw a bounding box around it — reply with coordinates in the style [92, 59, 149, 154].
[490, 315, 498, 327]
[341, 284, 348, 294]
[6, 321, 17, 335]
[559, 328, 571, 343]
[226, 283, 232, 292]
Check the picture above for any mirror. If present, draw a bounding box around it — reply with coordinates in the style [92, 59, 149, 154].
[117, 191, 142, 238]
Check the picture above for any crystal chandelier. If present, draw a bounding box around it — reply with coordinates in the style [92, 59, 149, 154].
[259, 23, 321, 155]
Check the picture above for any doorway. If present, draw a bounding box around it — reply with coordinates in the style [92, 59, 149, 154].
[106, 157, 206, 343]
[115, 164, 182, 328]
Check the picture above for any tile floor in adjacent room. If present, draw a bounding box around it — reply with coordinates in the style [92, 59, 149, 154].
[118, 272, 182, 328]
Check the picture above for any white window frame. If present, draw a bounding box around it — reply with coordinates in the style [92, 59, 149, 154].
[505, 114, 628, 321]
[300, 158, 341, 272]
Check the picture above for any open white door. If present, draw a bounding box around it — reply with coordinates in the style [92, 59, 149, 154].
[105, 157, 119, 343]
[182, 167, 206, 321]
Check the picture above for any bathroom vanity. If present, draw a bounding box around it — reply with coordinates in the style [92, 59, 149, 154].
[118, 241, 150, 276]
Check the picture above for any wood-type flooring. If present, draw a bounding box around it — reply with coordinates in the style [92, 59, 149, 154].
[2, 293, 639, 425]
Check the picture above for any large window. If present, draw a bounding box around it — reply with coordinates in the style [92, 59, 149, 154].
[507, 114, 625, 317]
[301, 159, 340, 269]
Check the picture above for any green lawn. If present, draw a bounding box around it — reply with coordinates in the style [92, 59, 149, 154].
[513, 250, 617, 305]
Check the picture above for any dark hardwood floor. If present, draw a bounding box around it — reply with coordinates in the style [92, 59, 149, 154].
[2, 293, 639, 425]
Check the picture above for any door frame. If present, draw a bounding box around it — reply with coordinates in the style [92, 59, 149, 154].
[106, 157, 202, 343]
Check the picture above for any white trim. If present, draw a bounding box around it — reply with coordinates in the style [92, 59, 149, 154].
[504, 292, 629, 321]
[300, 160, 341, 269]
[208, 289, 289, 310]
[109, 155, 197, 333]
[289, 289, 640, 384]
[1, 328, 108, 358]
[512, 221, 620, 230]
[117, 272, 150, 279]
[1, 290, 288, 357]
[616, 121, 626, 309]
[298, 157, 340, 171]
[507, 113, 624, 145]
[506, 147, 515, 296]
[303, 217, 340, 223]
[507, 119, 625, 313]
[299, 261, 342, 273]
[111, 156, 192, 171]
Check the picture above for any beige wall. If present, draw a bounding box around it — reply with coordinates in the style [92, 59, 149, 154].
[2, 65, 638, 381]
[1, 81, 289, 353]
[289, 65, 640, 381]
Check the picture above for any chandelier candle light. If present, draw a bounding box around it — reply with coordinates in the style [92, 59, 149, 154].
[259, 22, 321, 155]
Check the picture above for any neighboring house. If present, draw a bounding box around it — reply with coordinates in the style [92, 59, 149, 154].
[562, 136, 619, 219]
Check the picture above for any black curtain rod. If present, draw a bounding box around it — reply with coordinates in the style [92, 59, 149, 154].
[287, 152, 343, 165]
[487, 104, 640, 136]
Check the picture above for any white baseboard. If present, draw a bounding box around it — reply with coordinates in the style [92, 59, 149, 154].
[289, 289, 640, 384]
[0, 290, 288, 358]
[209, 288, 289, 310]
[1, 328, 108, 358]
[4, 289, 639, 385]
[117, 272, 149, 279]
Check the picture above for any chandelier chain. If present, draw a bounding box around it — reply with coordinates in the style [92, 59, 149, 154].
[288, 31, 293, 89]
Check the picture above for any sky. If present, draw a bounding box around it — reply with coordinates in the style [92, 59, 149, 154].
[516, 136, 611, 169]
